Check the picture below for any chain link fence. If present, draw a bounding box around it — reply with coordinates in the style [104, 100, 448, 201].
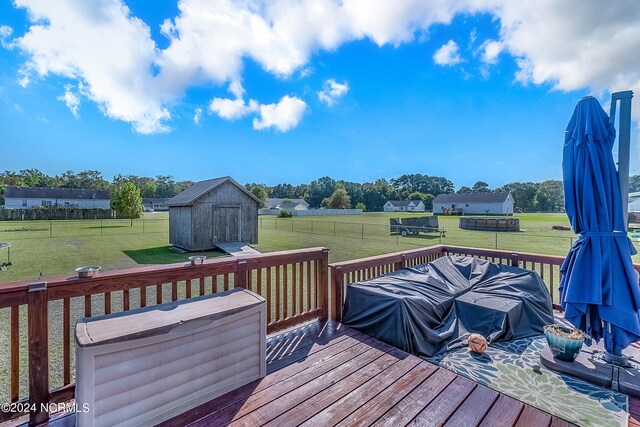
[0, 218, 168, 240]
[259, 217, 577, 256]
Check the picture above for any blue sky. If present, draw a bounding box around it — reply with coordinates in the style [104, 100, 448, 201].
[1, 1, 638, 189]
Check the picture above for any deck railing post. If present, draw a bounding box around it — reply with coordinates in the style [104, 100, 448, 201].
[330, 265, 344, 322]
[318, 248, 330, 321]
[27, 281, 49, 426]
[236, 259, 248, 289]
[510, 253, 519, 268]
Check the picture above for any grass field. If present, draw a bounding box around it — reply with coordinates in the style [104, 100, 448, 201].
[0, 211, 580, 284]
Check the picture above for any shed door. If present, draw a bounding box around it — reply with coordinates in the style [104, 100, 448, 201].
[213, 206, 241, 243]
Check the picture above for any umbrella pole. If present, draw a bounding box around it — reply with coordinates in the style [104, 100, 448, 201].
[606, 91, 634, 365]
[610, 90, 634, 231]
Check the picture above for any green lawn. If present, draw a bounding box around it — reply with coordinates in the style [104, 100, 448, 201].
[256, 212, 578, 262]
[3, 211, 635, 284]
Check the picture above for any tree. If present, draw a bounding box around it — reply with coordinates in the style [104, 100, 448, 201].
[471, 181, 491, 193]
[355, 202, 366, 211]
[247, 183, 269, 205]
[155, 175, 177, 198]
[535, 180, 564, 212]
[407, 191, 427, 201]
[76, 170, 109, 189]
[630, 175, 640, 192]
[329, 188, 351, 209]
[271, 183, 295, 198]
[391, 174, 454, 197]
[112, 182, 144, 226]
[140, 181, 158, 198]
[457, 186, 472, 194]
[497, 182, 539, 212]
[307, 177, 337, 208]
[423, 194, 435, 210]
[362, 179, 398, 212]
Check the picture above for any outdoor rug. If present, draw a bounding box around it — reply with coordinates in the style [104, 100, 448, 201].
[427, 336, 629, 427]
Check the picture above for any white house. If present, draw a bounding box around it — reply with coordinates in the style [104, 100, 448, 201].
[383, 200, 426, 212]
[265, 198, 309, 211]
[3, 186, 111, 209]
[629, 192, 640, 212]
[432, 192, 514, 215]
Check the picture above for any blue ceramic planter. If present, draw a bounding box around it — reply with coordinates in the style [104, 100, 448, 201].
[544, 325, 585, 362]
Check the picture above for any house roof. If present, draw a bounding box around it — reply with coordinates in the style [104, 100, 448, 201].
[433, 192, 511, 203]
[279, 203, 302, 209]
[4, 186, 110, 200]
[166, 176, 261, 206]
[142, 198, 169, 204]
[386, 200, 422, 207]
[265, 198, 308, 208]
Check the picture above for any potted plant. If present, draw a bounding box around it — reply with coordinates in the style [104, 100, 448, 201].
[543, 324, 586, 362]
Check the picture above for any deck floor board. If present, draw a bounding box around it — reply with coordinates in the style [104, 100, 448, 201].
[173, 321, 582, 427]
[47, 320, 623, 427]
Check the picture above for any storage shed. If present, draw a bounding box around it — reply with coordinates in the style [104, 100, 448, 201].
[167, 177, 260, 251]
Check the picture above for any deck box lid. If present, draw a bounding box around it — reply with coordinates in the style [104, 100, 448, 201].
[75, 288, 265, 348]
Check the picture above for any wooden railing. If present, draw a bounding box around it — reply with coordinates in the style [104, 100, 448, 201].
[0, 247, 328, 425]
[329, 245, 573, 322]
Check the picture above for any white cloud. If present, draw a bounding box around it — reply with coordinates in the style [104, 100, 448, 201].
[433, 40, 462, 66]
[210, 97, 259, 120]
[209, 81, 259, 120]
[480, 39, 502, 64]
[5, 0, 640, 135]
[193, 107, 202, 124]
[485, 0, 640, 138]
[12, 0, 169, 134]
[0, 25, 13, 48]
[253, 96, 307, 132]
[318, 79, 349, 106]
[57, 85, 80, 117]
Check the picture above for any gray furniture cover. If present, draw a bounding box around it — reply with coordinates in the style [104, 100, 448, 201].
[342, 255, 554, 357]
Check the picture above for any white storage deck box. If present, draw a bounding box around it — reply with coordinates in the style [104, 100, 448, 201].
[75, 288, 266, 427]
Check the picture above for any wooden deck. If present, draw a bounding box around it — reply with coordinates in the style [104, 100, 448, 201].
[157, 321, 580, 427]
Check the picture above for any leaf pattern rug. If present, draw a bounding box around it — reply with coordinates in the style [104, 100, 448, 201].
[427, 336, 628, 427]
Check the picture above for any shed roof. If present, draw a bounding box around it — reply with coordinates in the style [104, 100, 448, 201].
[386, 200, 422, 207]
[166, 176, 261, 206]
[4, 186, 110, 200]
[433, 192, 510, 203]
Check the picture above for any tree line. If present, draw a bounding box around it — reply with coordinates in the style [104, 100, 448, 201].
[247, 175, 568, 213]
[5, 169, 637, 213]
[0, 169, 194, 205]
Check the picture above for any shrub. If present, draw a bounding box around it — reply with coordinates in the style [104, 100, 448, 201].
[278, 210, 293, 218]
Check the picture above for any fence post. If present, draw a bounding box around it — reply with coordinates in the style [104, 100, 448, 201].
[495, 233, 498, 250]
[27, 282, 49, 426]
[333, 222, 336, 236]
[49, 221, 52, 238]
[318, 248, 330, 321]
[236, 259, 248, 289]
[311, 221, 314, 235]
[361, 223, 364, 239]
[100, 219, 103, 236]
[331, 265, 344, 322]
[142, 219, 145, 234]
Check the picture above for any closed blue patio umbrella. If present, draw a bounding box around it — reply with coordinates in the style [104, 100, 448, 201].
[560, 95, 640, 357]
